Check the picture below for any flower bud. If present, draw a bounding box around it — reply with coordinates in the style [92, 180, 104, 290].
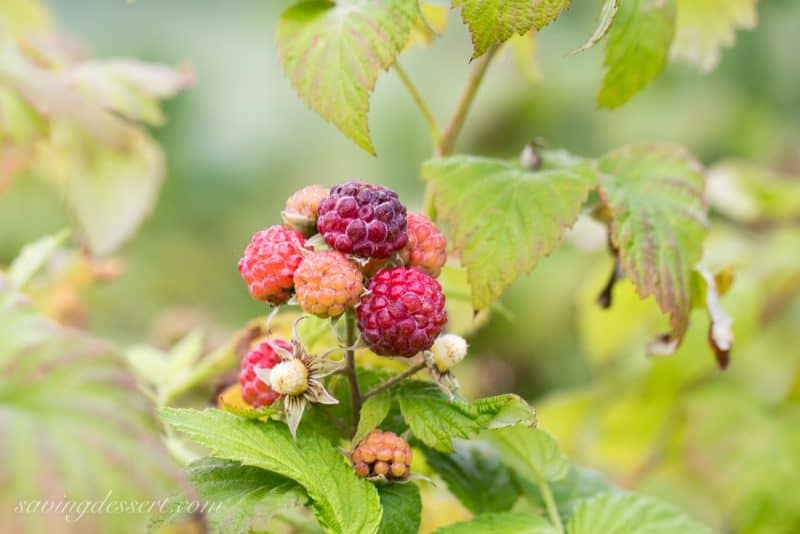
[268, 359, 309, 395]
[430, 334, 468, 372]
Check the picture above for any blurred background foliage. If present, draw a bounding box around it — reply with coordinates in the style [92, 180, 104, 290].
[1, 1, 799, 533]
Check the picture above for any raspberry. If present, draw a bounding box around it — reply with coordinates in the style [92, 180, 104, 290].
[317, 180, 408, 259]
[238, 225, 308, 304]
[357, 266, 447, 357]
[282, 184, 329, 236]
[352, 429, 412, 481]
[399, 213, 447, 278]
[239, 340, 291, 408]
[294, 250, 363, 318]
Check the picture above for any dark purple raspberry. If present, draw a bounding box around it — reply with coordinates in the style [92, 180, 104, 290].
[316, 180, 408, 259]
[357, 266, 447, 357]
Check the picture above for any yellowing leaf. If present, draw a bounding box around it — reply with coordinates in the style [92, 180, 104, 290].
[422, 153, 596, 310]
[598, 0, 676, 108]
[0, 0, 53, 38]
[597, 144, 708, 345]
[406, 3, 449, 49]
[671, 0, 758, 72]
[277, 0, 419, 155]
[454, 0, 570, 59]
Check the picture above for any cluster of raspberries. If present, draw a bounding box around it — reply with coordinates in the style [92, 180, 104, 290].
[238, 180, 449, 359]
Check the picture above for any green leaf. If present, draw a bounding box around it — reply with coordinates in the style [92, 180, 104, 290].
[671, 0, 758, 72]
[277, 0, 418, 155]
[436, 512, 558, 534]
[567, 494, 710, 534]
[453, 0, 570, 59]
[487, 426, 570, 483]
[570, 0, 618, 55]
[422, 153, 596, 310]
[707, 160, 800, 223]
[0, 273, 183, 533]
[597, 144, 708, 344]
[518, 464, 616, 524]
[423, 440, 520, 514]
[397, 380, 536, 452]
[161, 408, 382, 534]
[7, 228, 70, 289]
[186, 458, 308, 533]
[377, 483, 422, 534]
[598, 0, 676, 108]
[354, 392, 392, 444]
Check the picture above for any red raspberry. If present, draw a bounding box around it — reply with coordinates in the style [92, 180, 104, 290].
[294, 250, 364, 318]
[238, 225, 308, 304]
[282, 184, 330, 237]
[357, 266, 447, 357]
[399, 213, 447, 278]
[317, 181, 408, 259]
[239, 339, 291, 408]
[352, 429, 413, 481]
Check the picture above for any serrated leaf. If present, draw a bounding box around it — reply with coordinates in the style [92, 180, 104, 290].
[598, 0, 676, 108]
[0, 273, 184, 533]
[597, 144, 708, 345]
[436, 512, 557, 534]
[670, 0, 758, 72]
[378, 483, 422, 534]
[487, 426, 570, 482]
[422, 440, 520, 514]
[161, 408, 382, 534]
[567, 494, 710, 534]
[7, 228, 70, 289]
[277, 0, 418, 155]
[454, 0, 570, 59]
[422, 154, 596, 310]
[570, 0, 618, 55]
[185, 458, 307, 533]
[397, 381, 536, 452]
[354, 392, 392, 444]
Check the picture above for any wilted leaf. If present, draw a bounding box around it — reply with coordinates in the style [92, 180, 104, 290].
[454, 0, 570, 59]
[378, 483, 421, 534]
[398, 381, 536, 452]
[597, 144, 707, 346]
[423, 153, 596, 310]
[671, 0, 758, 72]
[567, 493, 710, 533]
[277, 0, 418, 155]
[598, 0, 676, 108]
[7, 228, 70, 289]
[695, 268, 733, 369]
[487, 425, 570, 483]
[436, 512, 557, 533]
[570, 0, 618, 55]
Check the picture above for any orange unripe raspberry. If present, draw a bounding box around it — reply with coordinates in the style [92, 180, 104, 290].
[399, 213, 447, 278]
[294, 250, 363, 318]
[282, 185, 330, 236]
[351, 429, 412, 481]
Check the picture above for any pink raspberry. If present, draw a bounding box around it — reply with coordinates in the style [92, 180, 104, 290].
[238, 225, 308, 304]
[357, 266, 447, 357]
[294, 250, 364, 318]
[316, 181, 408, 259]
[239, 340, 291, 408]
[399, 213, 447, 278]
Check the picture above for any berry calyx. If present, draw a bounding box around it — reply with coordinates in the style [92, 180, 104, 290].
[317, 180, 408, 259]
[282, 184, 330, 237]
[430, 334, 468, 372]
[352, 429, 412, 481]
[268, 359, 309, 396]
[294, 250, 363, 318]
[357, 266, 447, 357]
[399, 212, 447, 278]
[238, 225, 308, 304]
[239, 339, 291, 408]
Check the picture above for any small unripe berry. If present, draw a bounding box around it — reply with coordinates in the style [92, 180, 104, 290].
[431, 334, 468, 372]
[268, 359, 309, 396]
[239, 340, 291, 408]
[282, 185, 330, 236]
[399, 213, 447, 278]
[351, 429, 413, 481]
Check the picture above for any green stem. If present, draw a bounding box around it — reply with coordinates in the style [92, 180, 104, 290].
[437, 45, 500, 157]
[363, 361, 425, 400]
[344, 310, 362, 427]
[394, 62, 442, 147]
[538, 475, 565, 534]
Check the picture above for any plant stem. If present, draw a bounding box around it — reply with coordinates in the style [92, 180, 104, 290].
[344, 310, 362, 427]
[437, 45, 500, 157]
[537, 475, 565, 534]
[394, 62, 442, 147]
[363, 361, 426, 400]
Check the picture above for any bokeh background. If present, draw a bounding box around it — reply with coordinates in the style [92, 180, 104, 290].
[2, 1, 800, 532]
